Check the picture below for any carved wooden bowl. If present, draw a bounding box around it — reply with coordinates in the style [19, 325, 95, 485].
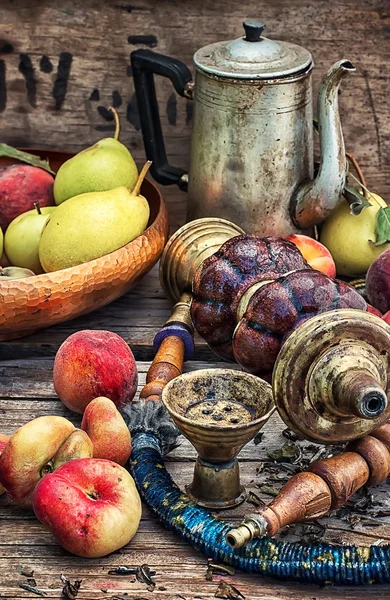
[0, 150, 169, 341]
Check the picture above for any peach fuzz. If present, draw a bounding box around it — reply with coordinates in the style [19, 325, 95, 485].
[285, 234, 336, 278]
[0, 433, 9, 495]
[53, 330, 138, 414]
[81, 397, 132, 466]
[33, 458, 141, 558]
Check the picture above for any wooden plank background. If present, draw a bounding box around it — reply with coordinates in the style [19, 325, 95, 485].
[0, 1, 389, 599]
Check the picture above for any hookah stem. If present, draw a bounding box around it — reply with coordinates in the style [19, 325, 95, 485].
[140, 292, 194, 402]
[226, 422, 390, 549]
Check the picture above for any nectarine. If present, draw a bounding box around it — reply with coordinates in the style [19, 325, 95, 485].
[53, 330, 138, 413]
[81, 397, 131, 465]
[285, 234, 336, 278]
[33, 458, 141, 558]
[0, 164, 54, 231]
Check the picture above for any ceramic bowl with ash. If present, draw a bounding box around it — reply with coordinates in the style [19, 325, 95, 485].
[162, 368, 274, 509]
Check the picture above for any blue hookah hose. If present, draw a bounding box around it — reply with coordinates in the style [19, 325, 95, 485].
[129, 430, 390, 586]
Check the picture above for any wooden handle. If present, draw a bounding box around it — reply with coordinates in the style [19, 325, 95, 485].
[261, 423, 390, 533]
[139, 335, 185, 403]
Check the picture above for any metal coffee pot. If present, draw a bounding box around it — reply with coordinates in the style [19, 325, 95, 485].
[131, 21, 355, 236]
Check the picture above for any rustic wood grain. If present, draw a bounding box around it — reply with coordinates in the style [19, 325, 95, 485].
[0, 1, 389, 597]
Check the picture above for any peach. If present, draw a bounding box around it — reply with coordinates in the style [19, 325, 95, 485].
[53, 330, 138, 414]
[0, 416, 92, 506]
[0, 433, 9, 495]
[81, 397, 131, 466]
[0, 164, 54, 231]
[33, 458, 141, 558]
[285, 234, 336, 278]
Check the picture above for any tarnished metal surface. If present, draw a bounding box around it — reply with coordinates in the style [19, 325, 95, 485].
[159, 217, 244, 303]
[272, 310, 390, 444]
[292, 60, 356, 228]
[162, 368, 274, 508]
[187, 68, 313, 236]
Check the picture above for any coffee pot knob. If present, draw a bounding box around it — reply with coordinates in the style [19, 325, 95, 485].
[243, 21, 266, 42]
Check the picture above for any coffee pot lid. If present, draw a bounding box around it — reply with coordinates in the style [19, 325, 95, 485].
[194, 21, 312, 79]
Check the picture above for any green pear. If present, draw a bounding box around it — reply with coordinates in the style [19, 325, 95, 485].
[5, 203, 56, 274]
[53, 108, 138, 205]
[39, 162, 152, 272]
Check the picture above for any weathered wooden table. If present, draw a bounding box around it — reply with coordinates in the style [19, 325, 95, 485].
[1, 255, 390, 600]
[1, 0, 389, 596]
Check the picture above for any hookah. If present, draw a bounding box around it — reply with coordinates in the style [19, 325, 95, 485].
[123, 218, 390, 586]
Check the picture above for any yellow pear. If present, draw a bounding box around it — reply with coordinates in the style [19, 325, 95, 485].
[39, 162, 151, 272]
[320, 192, 390, 277]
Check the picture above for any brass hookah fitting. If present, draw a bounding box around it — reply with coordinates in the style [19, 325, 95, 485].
[144, 218, 390, 514]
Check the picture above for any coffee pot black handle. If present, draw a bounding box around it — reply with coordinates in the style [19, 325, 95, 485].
[131, 49, 192, 191]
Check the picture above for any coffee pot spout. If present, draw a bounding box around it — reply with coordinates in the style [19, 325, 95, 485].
[292, 59, 356, 230]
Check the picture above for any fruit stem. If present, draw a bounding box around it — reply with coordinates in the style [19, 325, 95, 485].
[131, 161, 152, 196]
[34, 201, 42, 215]
[109, 107, 121, 140]
[346, 152, 367, 197]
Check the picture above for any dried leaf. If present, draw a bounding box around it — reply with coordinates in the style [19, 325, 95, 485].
[136, 564, 156, 591]
[253, 431, 264, 445]
[246, 491, 265, 507]
[282, 428, 299, 442]
[259, 484, 279, 497]
[300, 521, 326, 544]
[60, 575, 82, 600]
[215, 580, 245, 599]
[374, 206, 390, 246]
[19, 583, 47, 597]
[267, 442, 300, 463]
[108, 566, 137, 576]
[0, 143, 55, 174]
[344, 184, 372, 216]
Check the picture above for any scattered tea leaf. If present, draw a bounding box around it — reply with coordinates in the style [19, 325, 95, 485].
[0, 143, 55, 174]
[136, 564, 157, 591]
[246, 491, 265, 507]
[253, 431, 264, 445]
[282, 428, 299, 442]
[27, 578, 38, 587]
[344, 184, 372, 216]
[60, 575, 82, 600]
[215, 580, 245, 599]
[259, 484, 279, 497]
[267, 442, 300, 463]
[19, 583, 47, 597]
[374, 206, 390, 246]
[300, 521, 326, 544]
[108, 566, 138, 576]
[255, 462, 264, 474]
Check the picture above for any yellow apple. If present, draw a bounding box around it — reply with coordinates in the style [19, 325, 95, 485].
[320, 192, 390, 277]
[4, 203, 56, 274]
[0, 226, 3, 258]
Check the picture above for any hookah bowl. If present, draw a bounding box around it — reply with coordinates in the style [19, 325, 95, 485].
[162, 369, 274, 509]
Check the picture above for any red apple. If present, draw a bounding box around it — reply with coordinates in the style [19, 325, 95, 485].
[33, 458, 141, 558]
[285, 234, 336, 278]
[81, 397, 132, 465]
[0, 164, 54, 231]
[53, 330, 138, 414]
